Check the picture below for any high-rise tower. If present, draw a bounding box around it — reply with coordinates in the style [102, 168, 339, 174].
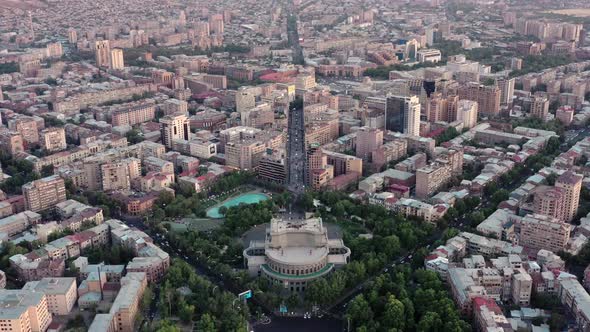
[286, 103, 306, 196]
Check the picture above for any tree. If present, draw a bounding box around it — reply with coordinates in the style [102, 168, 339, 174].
[41, 165, 54, 177]
[195, 313, 216, 332]
[178, 300, 195, 323]
[346, 295, 374, 328]
[218, 206, 228, 216]
[549, 312, 566, 331]
[381, 295, 405, 331]
[469, 211, 486, 227]
[125, 129, 144, 144]
[417, 312, 443, 332]
[491, 189, 509, 206]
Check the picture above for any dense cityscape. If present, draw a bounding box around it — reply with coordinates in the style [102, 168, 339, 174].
[0, 0, 590, 331]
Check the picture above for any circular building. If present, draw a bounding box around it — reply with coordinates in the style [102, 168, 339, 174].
[244, 215, 350, 292]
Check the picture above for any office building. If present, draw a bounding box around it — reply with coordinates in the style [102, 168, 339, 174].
[23, 175, 67, 212]
[40, 127, 66, 153]
[95, 40, 111, 68]
[385, 95, 420, 136]
[225, 140, 266, 170]
[555, 171, 583, 222]
[416, 49, 442, 63]
[160, 114, 190, 148]
[109, 48, 124, 70]
[258, 149, 287, 185]
[456, 100, 478, 129]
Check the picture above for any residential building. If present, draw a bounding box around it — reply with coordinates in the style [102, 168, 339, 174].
[458, 83, 501, 116]
[530, 96, 549, 120]
[416, 163, 452, 198]
[533, 186, 565, 221]
[355, 127, 383, 162]
[456, 100, 478, 129]
[23, 176, 67, 212]
[22, 278, 77, 315]
[517, 214, 571, 252]
[40, 127, 66, 152]
[95, 40, 111, 68]
[0, 289, 52, 332]
[160, 114, 190, 148]
[109, 49, 124, 70]
[555, 171, 583, 222]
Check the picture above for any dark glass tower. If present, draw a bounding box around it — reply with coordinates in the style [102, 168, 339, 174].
[286, 103, 306, 196]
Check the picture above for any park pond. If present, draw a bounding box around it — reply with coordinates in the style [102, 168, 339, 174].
[206, 192, 270, 218]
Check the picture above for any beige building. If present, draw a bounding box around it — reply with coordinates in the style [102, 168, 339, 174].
[162, 99, 188, 116]
[225, 140, 266, 170]
[160, 114, 190, 148]
[8, 116, 39, 145]
[87, 272, 147, 332]
[40, 127, 67, 152]
[415, 163, 452, 198]
[518, 214, 571, 252]
[511, 272, 532, 306]
[0, 211, 41, 237]
[496, 78, 515, 105]
[23, 278, 77, 315]
[101, 162, 131, 191]
[109, 49, 124, 70]
[555, 171, 583, 222]
[533, 186, 565, 221]
[0, 289, 52, 332]
[355, 127, 383, 162]
[95, 40, 111, 68]
[456, 99, 478, 129]
[235, 89, 256, 113]
[458, 83, 501, 116]
[111, 104, 155, 127]
[530, 96, 549, 120]
[0, 131, 24, 156]
[23, 175, 67, 212]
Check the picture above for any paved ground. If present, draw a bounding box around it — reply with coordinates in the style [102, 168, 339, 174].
[241, 222, 343, 247]
[253, 317, 343, 332]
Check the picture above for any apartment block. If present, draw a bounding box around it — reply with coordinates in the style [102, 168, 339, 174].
[23, 175, 67, 212]
[40, 127, 67, 152]
[555, 171, 583, 222]
[0, 290, 52, 332]
[458, 83, 501, 116]
[23, 278, 77, 315]
[415, 163, 452, 198]
[111, 104, 156, 127]
[517, 214, 571, 252]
